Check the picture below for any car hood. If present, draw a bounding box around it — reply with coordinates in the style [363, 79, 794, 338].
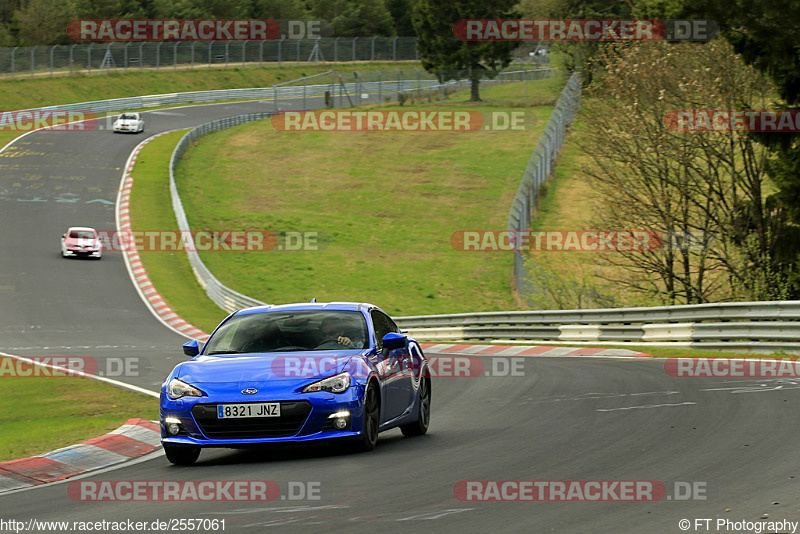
[176, 350, 363, 385]
[115, 119, 137, 125]
[64, 237, 98, 247]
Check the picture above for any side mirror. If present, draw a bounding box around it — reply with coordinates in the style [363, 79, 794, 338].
[183, 340, 200, 357]
[382, 332, 407, 351]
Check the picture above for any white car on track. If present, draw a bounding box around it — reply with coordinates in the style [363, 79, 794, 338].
[112, 112, 144, 134]
[61, 227, 102, 259]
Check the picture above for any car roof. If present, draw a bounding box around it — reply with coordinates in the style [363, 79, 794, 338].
[235, 301, 380, 316]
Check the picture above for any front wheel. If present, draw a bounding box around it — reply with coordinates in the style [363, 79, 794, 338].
[355, 384, 380, 452]
[400, 376, 430, 437]
[163, 444, 200, 465]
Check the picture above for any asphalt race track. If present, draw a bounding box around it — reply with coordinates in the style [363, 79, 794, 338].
[2, 98, 800, 533]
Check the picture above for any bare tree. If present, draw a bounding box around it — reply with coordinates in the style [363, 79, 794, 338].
[579, 40, 787, 304]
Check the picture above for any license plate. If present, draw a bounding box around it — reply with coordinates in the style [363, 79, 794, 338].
[217, 403, 280, 419]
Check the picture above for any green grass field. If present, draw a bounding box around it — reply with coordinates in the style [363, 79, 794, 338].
[168, 76, 564, 316]
[0, 358, 157, 462]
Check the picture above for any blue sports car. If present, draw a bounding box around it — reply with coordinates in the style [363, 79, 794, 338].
[160, 302, 431, 465]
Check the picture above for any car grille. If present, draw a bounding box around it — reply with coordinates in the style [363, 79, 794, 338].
[192, 401, 312, 439]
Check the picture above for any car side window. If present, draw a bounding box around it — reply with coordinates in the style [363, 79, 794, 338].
[371, 311, 394, 350]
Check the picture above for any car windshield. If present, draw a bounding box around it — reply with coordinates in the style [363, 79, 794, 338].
[119, 114, 136, 120]
[69, 231, 95, 239]
[203, 310, 369, 354]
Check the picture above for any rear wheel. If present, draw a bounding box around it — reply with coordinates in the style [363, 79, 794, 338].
[401, 376, 430, 437]
[163, 444, 200, 465]
[356, 384, 380, 451]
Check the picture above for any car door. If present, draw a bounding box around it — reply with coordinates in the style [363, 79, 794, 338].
[371, 310, 413, 421]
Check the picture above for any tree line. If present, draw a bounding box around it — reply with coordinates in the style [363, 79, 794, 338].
[0, 0, 419, 45]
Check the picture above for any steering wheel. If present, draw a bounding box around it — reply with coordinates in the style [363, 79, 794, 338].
[315, 338, 345, 349]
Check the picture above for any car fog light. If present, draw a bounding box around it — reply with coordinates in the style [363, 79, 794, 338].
[168, 423, 181, 435]
[335, 418, 347, 429]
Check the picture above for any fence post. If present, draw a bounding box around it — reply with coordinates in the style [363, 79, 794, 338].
[190, 41, 195, 68]
[371, 36, 376, 61]
[139, 42, 144, 69]
[354, 71, 361, 107]
[49, 45, 55, 77]
[173, 41, 179, 69]
[334, 37, 339, 62]
[69, 44, 75, 71]
[352, 37, 357, 62]
[30, 47, 35, 77]
[208, 40, 213, 66]
[224, 41, 229, 68]
[125, 42, 130, 70]
[392, 36, 397, 61]
[104, 42, 112, 73]
[278, 37, 283, 65]
[259, 40, 263, 64]
[87, 43, 93, 73]
[156, 41, 161, 68]
[242, 40, 247, 67]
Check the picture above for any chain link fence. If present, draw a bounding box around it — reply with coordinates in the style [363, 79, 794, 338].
[508, 72, 582, 304]
[0, 38, 420, 77]
[0, 38, 551, 78]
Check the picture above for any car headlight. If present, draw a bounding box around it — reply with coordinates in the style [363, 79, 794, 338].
[302, 372, 351, 394]
[167, 378, 204, 399]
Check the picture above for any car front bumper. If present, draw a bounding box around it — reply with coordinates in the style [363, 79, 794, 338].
[159, 385, 367, 447]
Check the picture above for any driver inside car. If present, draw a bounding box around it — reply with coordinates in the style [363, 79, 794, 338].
[319, 317, 359, 348]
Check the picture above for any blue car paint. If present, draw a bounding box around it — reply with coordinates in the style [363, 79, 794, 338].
[160, 302, 428, 448]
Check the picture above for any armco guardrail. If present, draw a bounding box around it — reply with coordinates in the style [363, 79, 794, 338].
[158, 72, 800, 354]
[21, 67, 551, 117]
[169, 113, 272, 314]
[509, 71, 581, 303]
[395, 301, 800, 354]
